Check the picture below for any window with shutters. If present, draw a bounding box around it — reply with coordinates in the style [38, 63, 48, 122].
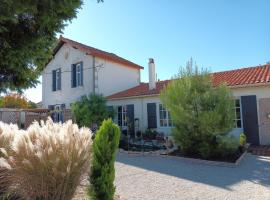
[52, 68, 61, 91]
[117, 105, 127, 127]
[234, 99, 242, 128]
[76, 63, 83, 86]
[72, 62, 83, 87]
[159, 104, 173, 127]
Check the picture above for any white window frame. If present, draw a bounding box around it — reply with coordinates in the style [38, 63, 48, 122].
[159, 104, 173, 127]
[55, 69, 61, 91]
[76, 63, 82, 86]
[234, 99, 242, 128]
[117, 105, 128, 129]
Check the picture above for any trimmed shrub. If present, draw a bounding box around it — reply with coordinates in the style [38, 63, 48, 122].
[88, 119, 120, 200]
[0, 118, 92, 200]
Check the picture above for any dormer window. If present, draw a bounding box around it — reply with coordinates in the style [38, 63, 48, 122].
[71, 62, 83, 87]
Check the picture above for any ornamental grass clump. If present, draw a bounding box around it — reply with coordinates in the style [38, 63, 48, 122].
[0, 118, 92, 200]
[0, 122, 20, 200]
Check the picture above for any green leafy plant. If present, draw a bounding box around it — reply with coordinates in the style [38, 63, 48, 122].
[161, 58, 235, 158]
[88, 119, 120, 200]
[143, 129, 158, 140]
[71, 93, 109, 127]
[239, 133, 247, 147]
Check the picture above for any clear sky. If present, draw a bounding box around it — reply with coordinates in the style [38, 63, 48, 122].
[25, 0, 270, 103]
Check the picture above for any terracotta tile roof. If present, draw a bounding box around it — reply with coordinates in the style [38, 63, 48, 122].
[107, 64, 270, 100]
[212, 64, 270, 87]
[52, 36, 143, 70]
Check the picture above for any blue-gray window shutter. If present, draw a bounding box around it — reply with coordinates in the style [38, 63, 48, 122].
[80, 62, 83, 86]
[241, 95, 260, 145]
[58, 69, 61, 90]
[127, 104, 135, 136]
[71, 64, 76, 87]
[52, 70, 56, 91]
[147, 103, 157, 128]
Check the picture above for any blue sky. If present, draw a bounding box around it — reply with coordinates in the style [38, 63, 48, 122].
[25, 0, 270, 102]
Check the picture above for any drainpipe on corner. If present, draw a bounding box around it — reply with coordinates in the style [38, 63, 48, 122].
[92, 56, 96, 94]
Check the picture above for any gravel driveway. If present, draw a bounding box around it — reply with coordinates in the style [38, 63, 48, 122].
[115, 153, 270, 200]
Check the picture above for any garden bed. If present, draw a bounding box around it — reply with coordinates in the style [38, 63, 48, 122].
[168, 148, 247, 166]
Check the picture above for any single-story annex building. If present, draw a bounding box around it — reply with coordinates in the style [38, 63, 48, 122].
[107, 59, 270, 145]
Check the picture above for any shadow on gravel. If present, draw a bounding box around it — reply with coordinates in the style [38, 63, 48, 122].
[116, 153, 270, 190]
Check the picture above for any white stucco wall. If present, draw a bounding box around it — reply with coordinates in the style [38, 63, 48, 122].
[231, 85, 270, 144]
[107, 95, 173, 135]
[107, 84, 270, 144]
[94, 57, 140, 96]
[42, 44, 141, 108]
[42, 44, 94, 108]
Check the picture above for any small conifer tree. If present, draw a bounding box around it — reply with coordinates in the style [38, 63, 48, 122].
[88, 119, 120, 200]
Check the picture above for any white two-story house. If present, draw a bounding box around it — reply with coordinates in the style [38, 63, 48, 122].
[42, 36, 143, 112]
[42, 36, 270, 145]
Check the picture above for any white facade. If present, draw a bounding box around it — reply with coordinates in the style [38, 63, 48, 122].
[107, 95, 172, 135]
[42, 44, 141, 108]
[107, 84, 270, 144]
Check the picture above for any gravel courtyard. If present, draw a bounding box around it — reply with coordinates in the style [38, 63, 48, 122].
[115, 153, 270, 200]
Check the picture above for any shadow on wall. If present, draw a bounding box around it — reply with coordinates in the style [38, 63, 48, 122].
[116, 153, 270, 190]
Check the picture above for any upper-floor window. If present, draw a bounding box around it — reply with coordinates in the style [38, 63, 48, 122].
[52, 68, 61, 91]
[71, 62, 83, 87]
[234, 99, 242, 128]
[159, 104, 173, 127]
[118, 105, 127, 127]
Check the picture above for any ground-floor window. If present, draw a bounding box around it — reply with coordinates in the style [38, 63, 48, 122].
[118, 105, 128, 127]
[159, 104, 173, 127]
[234, 99, 242, 128]
[49, 104, 65, 123]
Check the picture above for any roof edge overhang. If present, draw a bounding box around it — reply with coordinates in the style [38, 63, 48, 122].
[48, 36, 144, 70]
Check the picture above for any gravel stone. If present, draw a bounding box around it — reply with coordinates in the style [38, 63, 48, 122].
[115, 153, 270, 200]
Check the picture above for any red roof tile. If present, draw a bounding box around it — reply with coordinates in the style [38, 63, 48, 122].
[107, 64, 270, 100]
[52, 36, 143, 70]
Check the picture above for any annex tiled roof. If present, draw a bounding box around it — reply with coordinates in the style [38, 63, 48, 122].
[52, 36, 143, 70]
[212, 64, 270, 87]
[107, 64, 270, 100]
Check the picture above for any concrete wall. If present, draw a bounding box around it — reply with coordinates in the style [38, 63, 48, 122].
[107, 85, 270, 144]
[42, 44, 141, 108]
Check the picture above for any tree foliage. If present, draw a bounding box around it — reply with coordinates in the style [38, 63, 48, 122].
[161, 59, 236, 158]
[0, 94, 29, 109]
[88, 119, 120, 200]
[71, 93, 109, 127]
[0, 0, 83, 92]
